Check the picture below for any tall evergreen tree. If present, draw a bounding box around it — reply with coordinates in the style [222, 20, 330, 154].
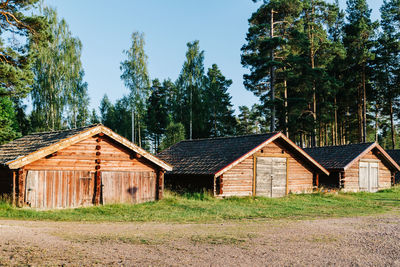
[374, 0, 400, 148]
[204, 64, 236, 137]
[0, 0, 45, 142]
[343, 0, 378, 142]
[146, 79, 170, 152]
[120, 31, 150, 146]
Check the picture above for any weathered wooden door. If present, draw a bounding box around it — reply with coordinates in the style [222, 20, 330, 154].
[256, 157, 287, 197]
[102, 171, 156, 205]
[25, 170, 95, 209]
[359, 161, 379, 192]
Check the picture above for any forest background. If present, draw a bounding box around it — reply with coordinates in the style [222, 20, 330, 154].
[0, 0, 398, 153]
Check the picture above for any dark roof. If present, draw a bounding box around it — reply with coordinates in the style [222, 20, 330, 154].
[386, 149, 400, 165]
[304, 143, 374, 170]
[157, 133, 278, 175]
[0, 125, 99, 165]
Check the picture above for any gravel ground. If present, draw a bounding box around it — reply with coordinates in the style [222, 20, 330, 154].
[0, 211, 400, 266]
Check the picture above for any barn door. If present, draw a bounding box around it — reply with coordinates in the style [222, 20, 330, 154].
[25, 170, 39, 207]
[256, 157, 287, 197]
[359, 161, 379, 192]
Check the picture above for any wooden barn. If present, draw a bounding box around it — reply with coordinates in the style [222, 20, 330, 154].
[157, 132, 329, 197]
[386, 149, 400, 184]
[304, 143, 399, 192]
[0, 124, 172, 209]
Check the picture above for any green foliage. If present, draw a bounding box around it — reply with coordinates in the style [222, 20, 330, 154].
[204, 64, 237, 137]
[30, 7, 89, 131]
[0, 187, 399, 222]
[0, 97, 20, 144]
[176, 40, 206, 139]
[159, 122, 185, 151]
[120, 31, 150, 145]
[145, 79, 170, 152]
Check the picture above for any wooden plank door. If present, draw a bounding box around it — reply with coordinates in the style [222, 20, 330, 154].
[359, 162, 369, 191]
[359, 161, 379, 192]
[369, 162, 379, 192]
[256, 157, 287, 197]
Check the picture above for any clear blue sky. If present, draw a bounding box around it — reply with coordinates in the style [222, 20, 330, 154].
[43, 0, 383, 114]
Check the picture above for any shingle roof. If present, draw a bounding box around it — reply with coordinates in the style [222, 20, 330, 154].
[0, 125, 99, 165]
[386, 149, 400, 164]
[304, 143, 375, 170]
[386, 150, 400, 183]
[157, 133, 282, 175]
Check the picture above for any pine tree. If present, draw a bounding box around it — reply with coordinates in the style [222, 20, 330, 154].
[146, 79, 170, 152]
[343, 0, 378, 142]
[374, 0, 400, 148]
[204, 64, 236, 137]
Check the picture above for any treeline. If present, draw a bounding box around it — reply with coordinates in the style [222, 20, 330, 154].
[100, 38, 237, 152]
[0, 0, 399, 153]
[241, 0, 400, 148]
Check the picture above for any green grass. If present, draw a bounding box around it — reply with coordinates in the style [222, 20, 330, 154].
[0, 187, 399, 223]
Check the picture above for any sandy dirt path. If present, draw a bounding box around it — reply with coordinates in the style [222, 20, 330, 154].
[0, 212, 400, 266]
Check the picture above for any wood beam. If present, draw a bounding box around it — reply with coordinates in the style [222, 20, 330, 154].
[94, 171, 101, 205]
[12, 171, 16, 206]
[156, 170, 164, 200]
[17, 168, 25, 207]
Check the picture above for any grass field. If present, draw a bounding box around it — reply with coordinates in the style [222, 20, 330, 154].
[0, 187, 399, 223]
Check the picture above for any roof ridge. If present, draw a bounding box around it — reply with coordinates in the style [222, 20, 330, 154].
[179, 132, 280, 143]
[304, 142, 375, 149]
[24, 124, 102, 136]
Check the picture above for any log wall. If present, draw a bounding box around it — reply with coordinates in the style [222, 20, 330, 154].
[342, 150, 392, 192]
[20, 135, 159, 208]
[219, 140, 314, 197]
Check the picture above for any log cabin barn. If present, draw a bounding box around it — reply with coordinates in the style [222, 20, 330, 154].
[386, 149, 400, 184]
[304, 143, 399, 192]
[157, 132, 329, 197]
[0, 124, 172, 209]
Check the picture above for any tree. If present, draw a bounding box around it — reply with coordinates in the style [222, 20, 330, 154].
[120, 31, 150, 146]
[176, 40, 205, 139]
[373, 0, 400, 148]
[89, 109, 100, 124]
[0, 0, 45, 142]
[242, 0, 302, 135]
[204, 64, 236, 137]
[0, 0, 46, 97]
[159, 122, 185, 151]
[146, 79, 170, 152]
[343, 0, 378, 142]
[30, 7, 89, 131]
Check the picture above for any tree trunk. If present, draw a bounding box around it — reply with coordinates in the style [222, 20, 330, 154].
[358, 84, 363, 143]
[334, 96, 338, 145]
[362, 63, 367, 143]
[284, 72, 288, 138]
[390, 98, 396, 149]
[270, 8, 276, 132]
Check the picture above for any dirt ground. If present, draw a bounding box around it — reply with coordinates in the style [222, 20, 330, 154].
[0, 211, 400, 266]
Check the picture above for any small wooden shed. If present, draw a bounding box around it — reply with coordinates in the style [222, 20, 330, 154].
[304, 143, 399, 192]
[157, 132, 329, 197]
[386, 149, 400, 184]
[0, 124, 172, 209]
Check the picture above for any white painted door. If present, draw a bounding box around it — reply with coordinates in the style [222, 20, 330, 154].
[359, 161, 379, 192]
[256, 157, 287, 197]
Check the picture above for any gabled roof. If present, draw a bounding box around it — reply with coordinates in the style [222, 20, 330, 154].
[304, 143, 400, 172]
[0, 124, 172, 171]
[157, 132, 329, 177]
[386, 149, 400, 166]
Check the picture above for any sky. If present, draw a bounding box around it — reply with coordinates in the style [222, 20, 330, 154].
[43, 0, 384, 114]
